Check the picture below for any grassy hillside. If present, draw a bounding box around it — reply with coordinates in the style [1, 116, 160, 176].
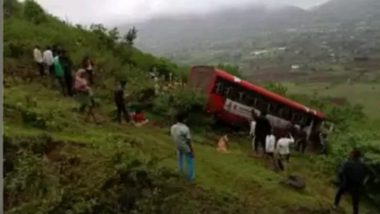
[3, 0, 380, 213]
[5, 82, 378, 214]
[284, 82, 380, 120]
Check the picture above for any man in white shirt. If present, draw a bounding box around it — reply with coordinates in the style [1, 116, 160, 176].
[42, 46, 54, 75]
[33, 45, 44, 76]
[275, 134, 295, 171]
[249, 110, 257, 151]
[276, 134, 295, 159]
[265, 131, 276, 157]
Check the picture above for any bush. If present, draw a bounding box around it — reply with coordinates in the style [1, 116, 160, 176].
[23, 0, 47, 24]
[4, 135, 249, 214]
[153, 89, 212, 127]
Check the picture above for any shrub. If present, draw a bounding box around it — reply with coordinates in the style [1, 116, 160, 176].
[153, 89, 212, 127]
[23, 0, 47, 24]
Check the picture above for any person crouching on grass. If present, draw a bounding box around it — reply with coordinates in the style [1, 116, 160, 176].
[216, 134, 229, 153]
[170, 112, 195, 181]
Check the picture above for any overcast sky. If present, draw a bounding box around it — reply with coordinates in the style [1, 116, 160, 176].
[35, 0, 329, 26]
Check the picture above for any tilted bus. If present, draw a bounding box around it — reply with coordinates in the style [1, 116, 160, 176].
[188, 66, 326, 148]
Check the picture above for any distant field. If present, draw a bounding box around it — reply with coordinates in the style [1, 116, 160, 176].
[283, 82, 380, 119]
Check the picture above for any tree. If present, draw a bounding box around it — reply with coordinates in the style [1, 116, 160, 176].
[4, 0, 21, 18]
[124, 26, 138, 46]
[108, 27, 120, 43]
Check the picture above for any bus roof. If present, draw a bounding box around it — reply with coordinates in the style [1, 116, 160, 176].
[214, 68, 326, 120]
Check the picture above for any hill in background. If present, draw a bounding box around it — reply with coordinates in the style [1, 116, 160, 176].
[120, 0, 380, 80]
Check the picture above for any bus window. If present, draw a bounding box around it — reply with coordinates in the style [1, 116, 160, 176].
[283, 107, 291, 121]
[225, 87, 232, 98]
[215, 81, 224, 94]
[238, 91, 245, 103]
[244, 93, 254, 106]
[269, 102, 280, 116]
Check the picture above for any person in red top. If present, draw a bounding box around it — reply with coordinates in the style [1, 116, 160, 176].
[132, 109, 149, 126]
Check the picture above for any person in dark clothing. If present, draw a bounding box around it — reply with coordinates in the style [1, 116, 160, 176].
[254, 110, 272, 154]
[333, 148, 369, 214]
[52, 44, 59, 57]
[114, 80, 130, 123]
[60, 49, 74, 96]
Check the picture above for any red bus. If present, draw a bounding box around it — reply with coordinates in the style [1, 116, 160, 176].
[188, 65, 326, 135]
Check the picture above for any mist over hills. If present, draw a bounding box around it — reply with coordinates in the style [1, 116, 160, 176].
[119, 0, 380, 65]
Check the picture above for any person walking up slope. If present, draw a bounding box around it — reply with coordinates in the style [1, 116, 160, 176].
[33, 45, 44, 76]
[74, 69, 98, 123]
[52, 50, 66, 96]
[333, 148, 370, 214]
[170, 112, 195, 181]
[60, 49, 74, 96]
[42, 46, 54, 75]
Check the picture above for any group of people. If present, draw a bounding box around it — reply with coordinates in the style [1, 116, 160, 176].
[33, 45, 148, 125]
[33, 45, 98, 122]
[33, 45, 370, 214]
[170, 110, 371, 214]
[33, 45, 94, 95]
[250, 110, 295, 171]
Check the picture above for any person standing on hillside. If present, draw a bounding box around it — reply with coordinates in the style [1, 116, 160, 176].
[42, 46, 54, 75]
[254, 110, 272, 154]
[52, 50, 66, 96]
[60, 49, 74, 96]
[265, 130, 276, 157]
[82, 56, 95, 85]
[33, 45, 44, 76]
[74, 69, 98, 123]
[250, 110, 257, 151]
[274, 133, 294, 171]
[114, 80, 130, 124]
[170, 112, 195, 181]
[333, 149, 370, 214]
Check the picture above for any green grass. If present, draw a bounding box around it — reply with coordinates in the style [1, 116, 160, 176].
[283, 82, 380, 120]
[4, 82, 379, 213]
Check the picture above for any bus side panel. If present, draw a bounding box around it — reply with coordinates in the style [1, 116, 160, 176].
[207, 93, 250, 127]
